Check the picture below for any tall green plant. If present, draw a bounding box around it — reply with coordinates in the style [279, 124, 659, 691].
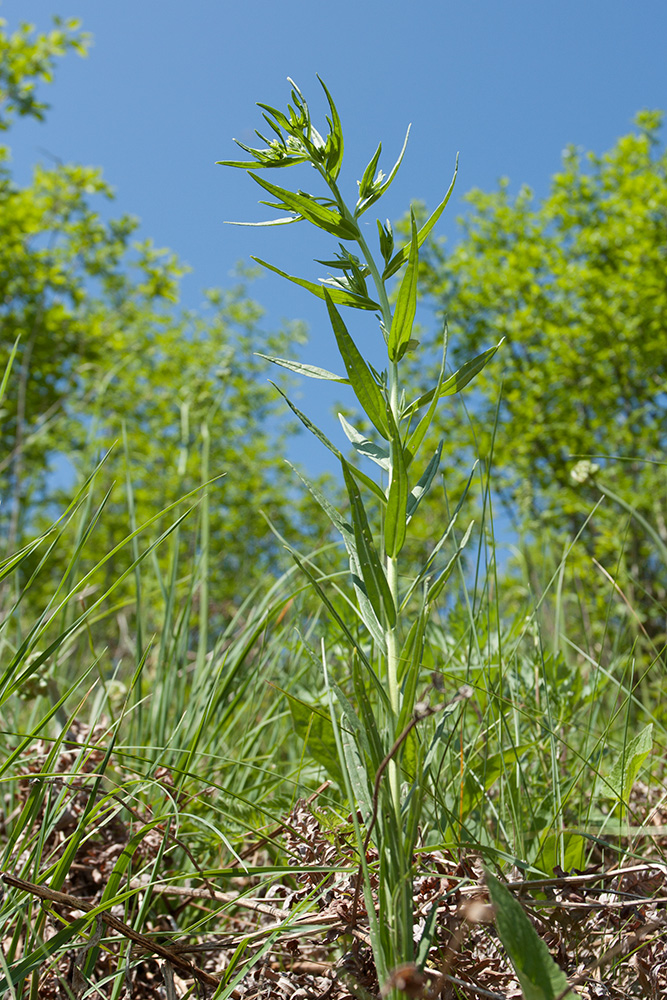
[218, 80, 500, 983]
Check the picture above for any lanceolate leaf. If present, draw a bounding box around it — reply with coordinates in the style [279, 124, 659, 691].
[396, 603, 429, 735]
[427, 520, 474, 604]
[356, 142, 382, 209]
[406, 442, 442, 521]
[318, 77, 344, 180]
[284, 462, 387, 647]
[271, 383, 387, 505]
[406, 323, 448, 461]
[256, 353, 348, 383]
[338, 414, 390, 470]
[225, 215, 300, 227]
[248, 172, 359, 238]
[383, 155, 459, 280]
[342, 459, 396, 628]
[384, 409, 409, 558]
[325, 291, 390, 440]
[356, 126, 411, 217]
[403, 341, 503, 421]
[401, 462, 478, 610]
[487, 873, 578, 1000]
[252, 257, 380, 310]
[388, 212, 419, 363]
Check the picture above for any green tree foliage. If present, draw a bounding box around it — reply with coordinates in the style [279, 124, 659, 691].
[413, 112, 667, 649]
[0, 16, 322, 621]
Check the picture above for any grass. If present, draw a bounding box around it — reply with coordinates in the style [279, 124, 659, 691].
[1, 445, 666, 998]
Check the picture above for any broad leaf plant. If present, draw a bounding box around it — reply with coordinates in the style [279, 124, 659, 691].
[218, 79, 500, 987]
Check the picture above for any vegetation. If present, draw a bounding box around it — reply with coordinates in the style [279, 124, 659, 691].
[408, 115, 667, 658]
[1, 16, 666, 1000]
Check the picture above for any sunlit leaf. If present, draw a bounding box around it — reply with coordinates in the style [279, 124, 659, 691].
[388, 212, 419, 363]
[325, 291, 389, 440]
[252, 257, 380, 310]
[342, 459, 396, 627]
[403, 340, 503, 420]
[383, 155, 458, 279]
[256, 353, 348, 382]
[248, 172, 359, 238]
[384, 409, 409, 557]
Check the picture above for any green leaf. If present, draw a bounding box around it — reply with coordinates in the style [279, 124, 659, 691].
[406, 442, 442, 521]
[225, 214, 300, 227]
[406, 323, 448, 461]
[401, 463, 477, 610]
[216, 154, 308, 170]
[383, 155, 458, 279]
[536, 831, 587, 877]
[396, 604, 429, 738]
[284, 689, 346, 789]
[256, 353, 348, 383]
[427, 520, 474, 604]
[355, 125, 411, 217]
[338, 414, 390, 470]
[388, 211, 419, 363]
[333, 683, 373, 820]
[377, 218, 394, 265]
[342, 458, 396, 628]
[356, 141, 382, 204]
[325, 291, 390, 440]
[384, 409, 409, 558]
[284, 461, 386, 650]
[272, 383, 387, 505]
[487, 872, 577, 999]
[318, 77, 344, 180]
[602, 723, 653, 801]
[403, 340, 503, 421]
[252, 257, 380, 310]
[248, 172, 359, 238]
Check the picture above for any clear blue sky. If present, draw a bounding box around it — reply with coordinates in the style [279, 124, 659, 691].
[3, 0, 666, 476]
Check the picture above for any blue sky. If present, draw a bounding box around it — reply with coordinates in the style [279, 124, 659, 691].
[3, 0, 667, 477]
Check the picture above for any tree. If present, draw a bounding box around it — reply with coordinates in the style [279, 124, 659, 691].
[0, 16, 324, 623]
[413, 112, 667, 649]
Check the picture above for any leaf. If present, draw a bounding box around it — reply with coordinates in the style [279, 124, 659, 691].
[256, 353, 348, 383]
[342, 458, 396, 628]
[384, 409, 409, 558]
[383, 155, 458, 279]
[356, 141, 382, 205]
[271, 383, 387, 505]
[338, 414, 390, 470]
[324, 291, 390, 440]
[284, 461, 386, 650]
[406, 323, 448, 461]
[333, 683, 373, 820]
[403, 340, 503, 420]
[388, 211, 419, 363]
[225, 215, 300, 227]
[284, 690, 346, 789]
[602, 723, 653, 801]
[318, 77, 344, 179]
[401, 462, 477, 610]
[248, 172, 359, 238]
[216, 155, 308, 170]
[395, 604, 429, 737]
[406, 442, 442, 521]
[427, 520, 474, 604]
[487, 872, 577, 999]
[252, 257, 380, 310]
[355, 125, 411, 217]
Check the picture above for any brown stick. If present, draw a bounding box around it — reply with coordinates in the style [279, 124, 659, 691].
[1, 872, 221, 990]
